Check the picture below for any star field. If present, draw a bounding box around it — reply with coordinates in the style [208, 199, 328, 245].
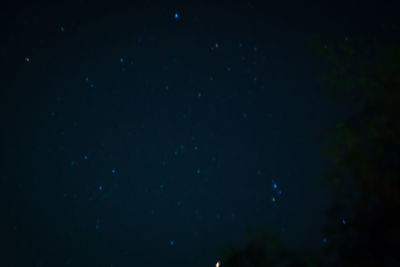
[1, 1, 397, 266]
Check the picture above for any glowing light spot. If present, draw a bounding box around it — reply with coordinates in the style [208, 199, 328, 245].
[120, 57, 124, 63]
[277, 189, 283, 195]
[196, 169, 201, 174]
[112, 169, 117, 174]
[170, 240, 174, 246]
[215, 43, 219, 48]
[342, 218, 346, 225]
[216, 261, 221, 267]
[194, 146, 198, 151]
[25, 57, 30, 62]
[272, 197, 276, 202]
[273, 183, 277, 189]
[174, 13, 179, 19]
[99, 185, 103, 191]
[322, 237, 327, 243]
[83, 155, 88, 160]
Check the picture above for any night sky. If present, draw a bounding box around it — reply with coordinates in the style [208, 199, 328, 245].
[1, 2, 398, 266]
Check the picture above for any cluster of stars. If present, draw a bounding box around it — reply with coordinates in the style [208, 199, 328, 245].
[271, 180, 283, 203]
[84, 76, 95, 88]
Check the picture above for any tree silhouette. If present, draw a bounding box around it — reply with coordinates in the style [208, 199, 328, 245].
[316, 39, 400, 266]
[220, 227, 319, 267]
[219, 40, 400, 266]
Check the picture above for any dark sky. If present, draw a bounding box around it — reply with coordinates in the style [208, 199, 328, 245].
[1, 1, 398, 266]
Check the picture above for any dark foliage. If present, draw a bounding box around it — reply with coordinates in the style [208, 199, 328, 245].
[219, 40, 400, 266]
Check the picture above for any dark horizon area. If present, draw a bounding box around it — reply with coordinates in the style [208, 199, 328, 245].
[1, 1, 399, 266]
